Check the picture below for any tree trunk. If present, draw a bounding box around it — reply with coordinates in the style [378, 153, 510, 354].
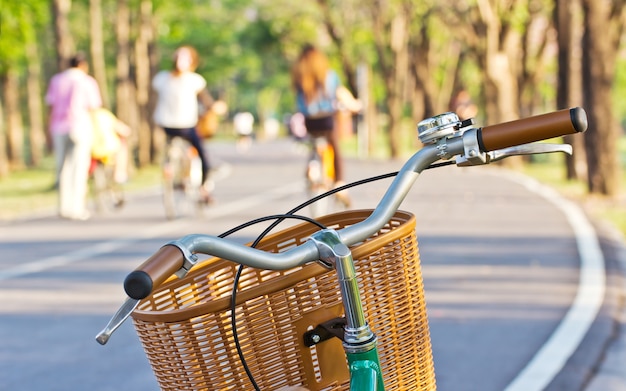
[476, 0, 523, 167]
[135, 0, 155, 168]
[409, 24, 437, 120]
[3, 70, 24, 169]
[25, 41, 46, 167]
[555, 0, 587, 181]
[316, 0, 357, 94]
[581, 0, 623, 196]
[115, 0, 141, 175]
[481, 1, 521, 124]
[369, 4, 409, 158]
[115, 0, 133, 125]
[90, 0, 110, 107]
[50, 0, 74, 71]
[0, 85, 8, 177]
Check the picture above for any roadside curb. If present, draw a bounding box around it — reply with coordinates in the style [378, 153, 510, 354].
[584, 219, 626, 391]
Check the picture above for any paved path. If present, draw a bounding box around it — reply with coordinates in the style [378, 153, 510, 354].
[0, 138, 624, 390]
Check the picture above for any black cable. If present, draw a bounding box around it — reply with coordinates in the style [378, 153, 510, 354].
[222, 214, 327, 391]
[222, 161, 453, 389]
[218, 214, 326, 239]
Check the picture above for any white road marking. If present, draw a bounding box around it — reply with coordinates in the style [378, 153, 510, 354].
[0, 181, 302, 281]
[503, 172, 606, 391]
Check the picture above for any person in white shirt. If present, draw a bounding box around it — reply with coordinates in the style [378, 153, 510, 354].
[233, 111, 254, 152]
[152, 45, 218, 203]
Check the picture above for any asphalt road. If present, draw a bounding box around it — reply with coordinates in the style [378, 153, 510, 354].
[0, 138, 617, 390]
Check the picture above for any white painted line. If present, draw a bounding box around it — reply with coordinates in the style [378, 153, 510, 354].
[0, 181, 303, 281]
[503, 172, 606, 391]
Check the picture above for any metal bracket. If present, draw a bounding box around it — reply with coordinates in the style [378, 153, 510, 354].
[456, 128, 488, 166]
[164, 240, 199, 279]
[303, 317, 347, 347]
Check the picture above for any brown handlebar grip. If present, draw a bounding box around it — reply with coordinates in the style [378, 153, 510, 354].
[123, 245, 185, 300]
[478, 107, 587, 152]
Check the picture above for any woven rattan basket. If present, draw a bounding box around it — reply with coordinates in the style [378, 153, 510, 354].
[131, 209, 436, 390]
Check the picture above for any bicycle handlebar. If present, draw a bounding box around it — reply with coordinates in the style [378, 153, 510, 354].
[478, 107, 587, 152]
[124, 245, 185, 300]
[123, 107, 588, 301]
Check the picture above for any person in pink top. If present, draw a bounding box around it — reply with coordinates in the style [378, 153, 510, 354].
[45, 52, 102, 220]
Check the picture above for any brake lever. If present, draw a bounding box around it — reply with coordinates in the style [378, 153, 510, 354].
[95, 297, 140, 345]
[488, 142, 573, 162]
[456, 140, 572, 167]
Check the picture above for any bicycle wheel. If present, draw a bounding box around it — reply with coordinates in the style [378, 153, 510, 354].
[91, 159, 124, 213]
[162, 139, 188, 219]
[306, 137, 344, 217]
[162, 138, 205, 219]
[306, 148, 330, 217]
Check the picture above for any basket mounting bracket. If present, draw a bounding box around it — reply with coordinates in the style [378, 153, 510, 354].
[303, 317, 347, 347]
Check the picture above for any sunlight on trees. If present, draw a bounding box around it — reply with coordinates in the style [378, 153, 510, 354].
[0, 0, 624, 195]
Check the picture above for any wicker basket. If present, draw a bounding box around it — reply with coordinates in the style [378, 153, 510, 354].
[132, 209, 436, 390]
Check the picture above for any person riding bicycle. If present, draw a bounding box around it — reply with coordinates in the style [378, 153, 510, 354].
[152, 45, 221, 203]
[291, 44, 361, 207]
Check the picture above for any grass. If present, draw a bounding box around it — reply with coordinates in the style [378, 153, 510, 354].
[0, 157, 162, 220]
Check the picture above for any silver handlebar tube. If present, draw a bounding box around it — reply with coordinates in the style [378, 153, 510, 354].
[172, 137, 465, 269]
[171, 232, 321, 270]
[97, 134, 467, 344]
[339, 137, 463, 245]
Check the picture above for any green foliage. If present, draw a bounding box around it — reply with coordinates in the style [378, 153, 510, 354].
[150, 0, 312, 116]
[0, 1, 49, 72]
[614, 56, 626, 128]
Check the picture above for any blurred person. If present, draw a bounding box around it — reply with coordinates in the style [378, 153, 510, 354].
[288, 112, 307, 141]
[263, 116, 280, 140]
[291, 44, 361, 206]
[233, 111, 254, 153]
[152, 45, 221, 203]
[91, 107, 131, 185]
[450, 89, 478, 120]
[45, 52, 102, 220]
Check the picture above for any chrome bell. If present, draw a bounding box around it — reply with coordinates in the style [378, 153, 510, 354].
[417, 112, 461, 144]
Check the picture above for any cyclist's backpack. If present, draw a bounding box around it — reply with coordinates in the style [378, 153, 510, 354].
[297, 70, 340, 118]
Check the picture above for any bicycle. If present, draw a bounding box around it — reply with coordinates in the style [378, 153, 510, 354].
[89, 157, 125, 213]
[97, 107, 587, 390]
[305, 133, 348, 217]
[161, 135, 207, 220]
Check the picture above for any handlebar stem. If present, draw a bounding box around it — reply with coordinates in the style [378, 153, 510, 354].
[309, 229, 377, 354]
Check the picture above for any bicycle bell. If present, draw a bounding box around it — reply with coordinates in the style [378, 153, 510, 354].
[417, 112, 462, 144]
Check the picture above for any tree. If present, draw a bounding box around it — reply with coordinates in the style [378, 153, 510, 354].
[581, 0, 625, 196]
[50, 0, 75, 71]
[25, 39, 46, 167]
[90, 0, 110, 107]
[135, 0, 156, 167]
[367, 0, 411, 158]
[0, 100, 7, 177]
[554, 0, 587, 181]
[408, 5, 463, 120]
[2, 70, 25, 169]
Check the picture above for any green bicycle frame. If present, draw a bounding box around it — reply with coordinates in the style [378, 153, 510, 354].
[310, 229, 385, 391]
[348, 348, 385, 390]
